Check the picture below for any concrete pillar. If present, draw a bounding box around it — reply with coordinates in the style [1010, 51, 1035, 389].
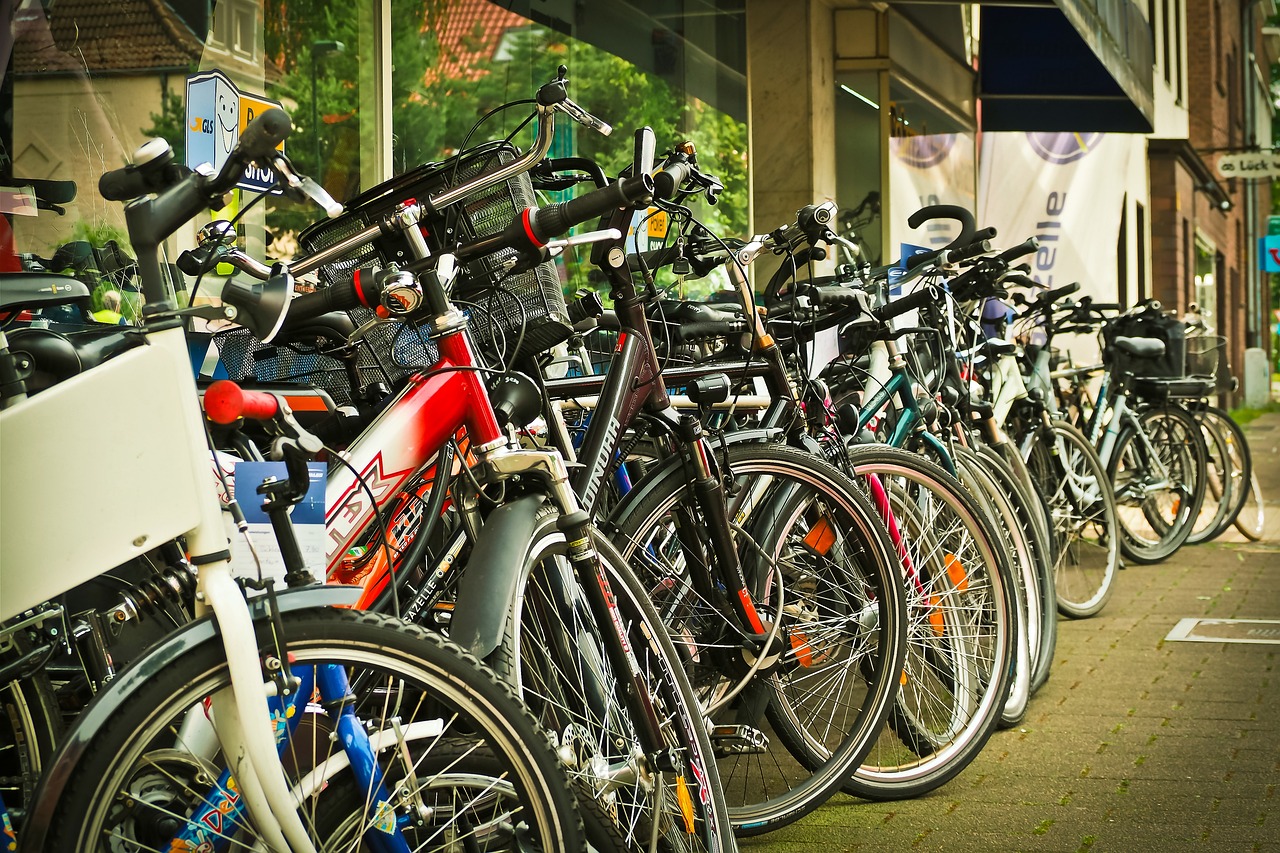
[1244, 347, 1270, 408]
[746, 0, 837, 239]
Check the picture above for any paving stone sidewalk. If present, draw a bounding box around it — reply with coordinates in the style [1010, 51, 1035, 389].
[745, 411, 1280, 853]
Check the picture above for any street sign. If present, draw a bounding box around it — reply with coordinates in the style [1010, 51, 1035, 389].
[1215, 151, 1280, 180]
[1258, 235, 1280, 272]
[186, 70, 284, 193]
[1268, 216, 1280, 236]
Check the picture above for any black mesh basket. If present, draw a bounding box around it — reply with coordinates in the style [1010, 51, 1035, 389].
[212, 308, 436, 408]
[1102, 309, 1187, 379]
[297, 142, 571, 364]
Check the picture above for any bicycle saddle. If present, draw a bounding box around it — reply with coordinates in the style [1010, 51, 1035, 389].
[0, 273, 91, 311]
[1112, 336, 1166, 358]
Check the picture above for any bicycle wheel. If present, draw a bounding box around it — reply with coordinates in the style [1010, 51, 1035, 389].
[1026, 420, 1120, 618]
[841, 444, 1017, 800]
[1108, 403, 1207, 564]
[1199, 405, 1255, 540]
[0, 632, 61, 832]
[494, 514, 732, 851]
[609, 442, 906, 835]
[975, 443, 1057, 695]
[1187, 408, 1235, 544]
[30, 608, 584, 852]
[948, 446, 1031, 727]
[1234, 468, 1266, 541]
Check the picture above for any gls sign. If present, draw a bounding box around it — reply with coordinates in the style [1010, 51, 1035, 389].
[185, 70, 285, 193]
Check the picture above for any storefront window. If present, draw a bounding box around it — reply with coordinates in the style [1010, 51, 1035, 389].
[3, 0, 746, 307]
[883, 77, 974, 259]
[836, 71, 884, 266]
[388, 0, 748, 295]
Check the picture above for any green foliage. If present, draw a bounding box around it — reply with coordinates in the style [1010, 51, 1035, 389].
[140, 84, 190, 166]
[199, 1, 749, 277]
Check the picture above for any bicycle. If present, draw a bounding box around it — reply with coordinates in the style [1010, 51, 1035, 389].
[4, 109, 585, 852]
[1051, 300, 1209, 564]
[192, 87, 734, 850]
[1007, 283, 1120, 617]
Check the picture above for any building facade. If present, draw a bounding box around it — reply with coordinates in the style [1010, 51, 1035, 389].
[1, 0, 1273, 397]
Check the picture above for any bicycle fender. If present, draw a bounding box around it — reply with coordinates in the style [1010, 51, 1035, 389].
[21, 583, 361, 850]
[449, 493, 547, 660]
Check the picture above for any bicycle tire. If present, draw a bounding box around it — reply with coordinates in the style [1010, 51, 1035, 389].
[1026, 420, 1120, 618]
[30, 607, 585, 852]
[1108, 404, 1207, 563]
[841, 444, 1017, 800]
[1199, 405, 1255, 541]
[492, 514, 733, 851]
[1234, 468, 1266, 541]
[1187, 407, 1235, 544]
[977, 443, 1058, 694]
[608, 442, 907, 835]
[0, 632, 62, 832]
[949, 445, 1032, 727]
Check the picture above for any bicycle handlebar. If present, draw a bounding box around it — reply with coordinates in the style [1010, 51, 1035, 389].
[457, 174, 653, 262]
[906, 204, 976, 251]
[873, 285, 939, 325]
[204, 379, 280, 424]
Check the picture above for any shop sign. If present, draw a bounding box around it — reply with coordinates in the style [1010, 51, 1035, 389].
[1214, 151, 1280, 180]
[185, 70, 285, 193]
[1258, 235, 1280, 272]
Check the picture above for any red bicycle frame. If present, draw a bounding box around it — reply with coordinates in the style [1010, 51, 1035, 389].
[324, 327, 502, 608]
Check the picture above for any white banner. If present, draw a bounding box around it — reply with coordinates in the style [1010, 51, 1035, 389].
[889, 133, 977, 254]
[977, 132, 1130, 296]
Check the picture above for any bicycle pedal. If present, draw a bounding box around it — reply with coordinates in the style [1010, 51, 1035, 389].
[711, 724, 769, 756]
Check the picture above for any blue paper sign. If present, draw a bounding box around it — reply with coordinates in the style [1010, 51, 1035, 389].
[234, 462, 326, 524]
[185, 70, 285, 193]
[889, 242, 930, 295]
[1259, 236, 1280, 272]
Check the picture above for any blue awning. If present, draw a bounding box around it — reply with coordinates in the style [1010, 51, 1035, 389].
[979, 0, 1154, 132]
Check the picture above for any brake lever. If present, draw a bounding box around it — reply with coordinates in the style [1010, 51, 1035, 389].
[557, 97, 613, 137]
[267, 153, 343, 218]
[544, 228, 622, 252]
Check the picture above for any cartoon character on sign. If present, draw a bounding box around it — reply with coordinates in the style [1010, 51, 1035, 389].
[214, 76, 240, 166]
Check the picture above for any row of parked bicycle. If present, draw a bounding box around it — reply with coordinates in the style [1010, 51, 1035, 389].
[0, 71, 1264, 851]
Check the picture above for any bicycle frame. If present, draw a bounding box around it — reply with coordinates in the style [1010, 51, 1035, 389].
[852, 338, 955, 474]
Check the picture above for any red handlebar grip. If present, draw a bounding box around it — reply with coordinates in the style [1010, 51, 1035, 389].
[204, 379, 280, 424]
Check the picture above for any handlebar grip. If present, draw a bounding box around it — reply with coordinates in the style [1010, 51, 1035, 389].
[529, 174, 654, 242]
[176, 244, 221, 277]
[236, 108, 292, 163]
[970, 226, 998, 243]
[99, 166, 151, 202]
[627, 243, 686, 272]
[1003, 273, 1039, 289]
[873, 286, 937, 325]
[906, 204, 976, 250]
[999, 236, 1039, 263]
[810, 285, 863, 306]
[459, 174, 654, 262]
[674, 319, 746, 343]
[652, 160, 693, 201]
[269, 267, 387, 339]
[1043, 281, 1080, 302]
[949, 238, 993, 264]
[204, 379, 279, 425]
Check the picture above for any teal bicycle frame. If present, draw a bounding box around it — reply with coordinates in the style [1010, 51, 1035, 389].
[853, 337, 956, 475]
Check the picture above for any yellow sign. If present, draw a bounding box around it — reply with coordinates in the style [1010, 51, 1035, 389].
[647, 208, 669, 239]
